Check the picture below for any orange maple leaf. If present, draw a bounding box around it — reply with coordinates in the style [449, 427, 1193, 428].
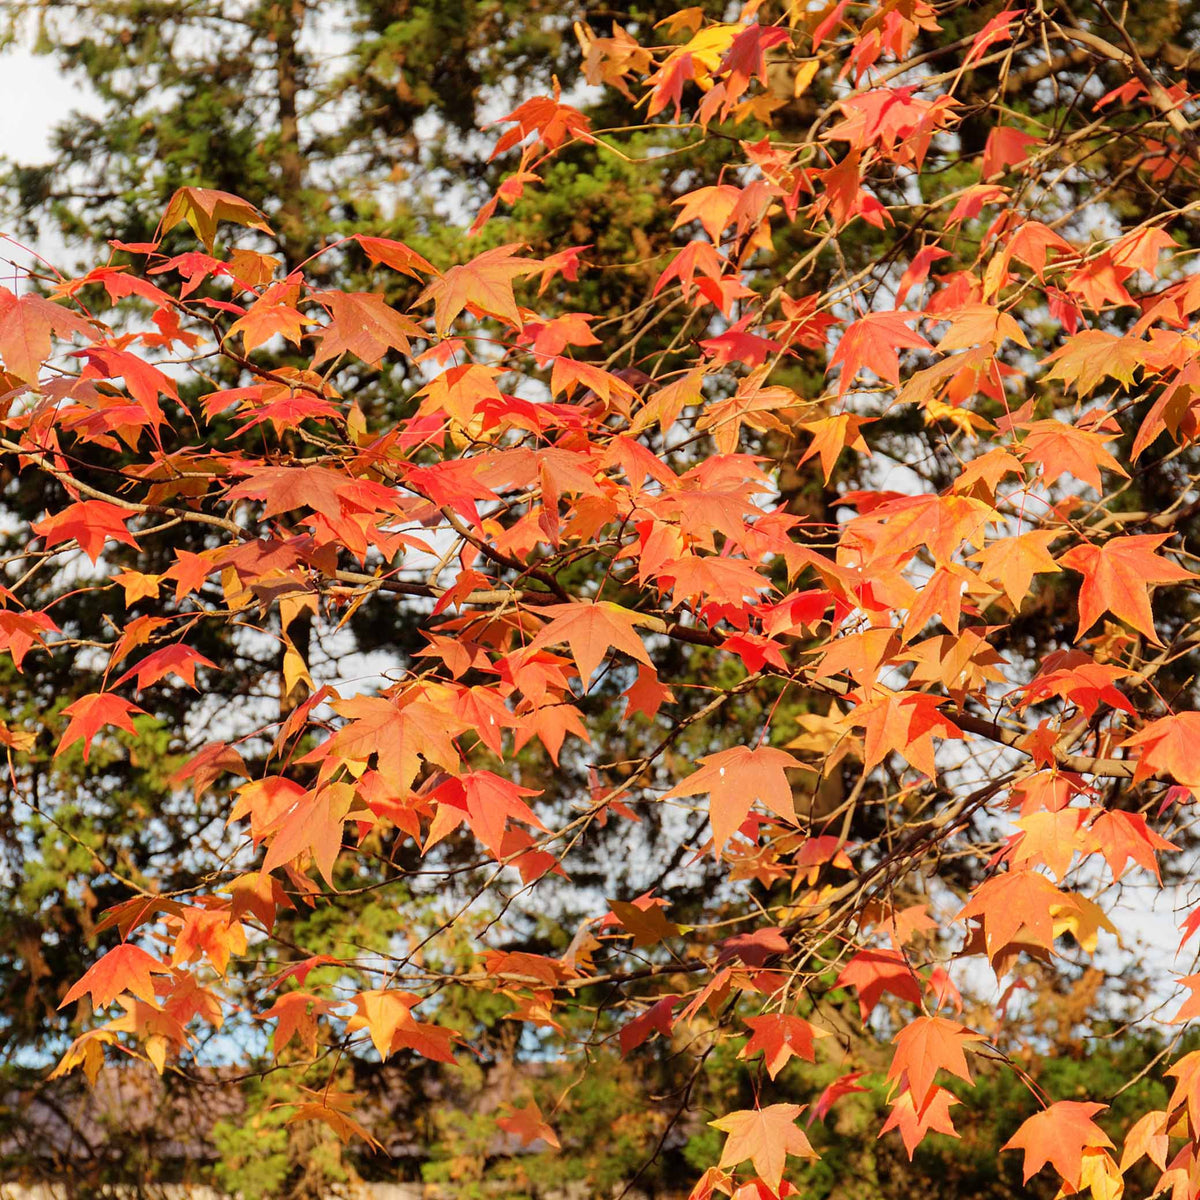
[497, 1100, 561, 1150]
[835, 948, 923, 1019]
[956, 869, 1065, 962]
[0, 290, 98, 382]
[1123, 711, 1200, 796]
[59, 943, 171, 1010]
[1001, 1101, 1112, 1188]
[797, 413, 875, 482]
[880, 1085, 960, 1159]
[525, 600, 652, 685]
[418, 244, 539, 333]
[1018, 419, 1128, 492]
[1088, 809, 1178, 881]
[662, 744, 798, 854]
[1120, 1109, 1171, 1172]
[258, 991, 333, 1057]
[161, 186, 272, 249]
[261, 783, 355, 888]
[310, 291, 422, 368]
[32, 500, 140, 563]
[1059, 534, 1194, 644]
[968, 530, 1060, 609]
[56, 692, 145, 762]
[709, 1103, 818, 1191]
[887, 1016, 981, 1104]
[739, 1014, 826, 1080]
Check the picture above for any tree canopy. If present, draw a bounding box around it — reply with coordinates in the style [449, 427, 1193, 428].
[4, 1, 1200, 1197]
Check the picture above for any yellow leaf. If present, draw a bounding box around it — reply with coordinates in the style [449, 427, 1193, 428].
[793, 59, 820, 96]
[1052, 896, 1119, 954]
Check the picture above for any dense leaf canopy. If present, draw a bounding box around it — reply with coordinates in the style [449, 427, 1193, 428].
[5, 1, 1200, 1197]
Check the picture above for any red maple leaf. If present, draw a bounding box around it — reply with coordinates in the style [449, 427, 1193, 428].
[56, 693, 144, 761]
[32, 500, 141, 563]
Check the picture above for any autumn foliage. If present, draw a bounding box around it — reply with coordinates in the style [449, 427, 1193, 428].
[7, 0, 1200, 1196]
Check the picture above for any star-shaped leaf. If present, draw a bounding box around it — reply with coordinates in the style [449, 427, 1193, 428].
[662, 744, 798, 854]
[526, 600, 652, 686]
[709, 1103, 818, 1192]
[1059, 534, 1194, 644]
[418, 244, 539, 333]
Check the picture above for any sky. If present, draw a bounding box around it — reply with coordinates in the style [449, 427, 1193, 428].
[0, 43, 90, 168]
[0, 39, 92, 276]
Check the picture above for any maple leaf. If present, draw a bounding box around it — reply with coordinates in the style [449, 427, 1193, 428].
[887, 1016, 982, 1103]
[1059, 534, 1194, 644]
[225, 464, 354, 523]
[226, 299, 315, 353]
[525, 600, 652, 686]
[809, 1071, 869, 1124]
[1040, 330, 1142, 397]
[957, 869, 1065, 964]
[662, 744, 798, 854]
[880, 1086, 961, 1159]
[835, 948, 923, 1019]
[32, 500, 141, 563]
[851, 689, 962, 778]
[1169, 976, 1200, 1025]
[739, 1014, 826, 1080]
[982, 126, 1040, 178]
[357, 235, 437, 279]
[59, 943, 171, 1009]
[285, 1087, 383, 1151]
[672, 184, 742, 244]
[1008, 808, 1087, 880]
[1123, 712, 1200, 797]
[497, 1100, 561, 1150]
[709, 1103, 818, 1192]
[606, 897, 681, 948]
[1166, 1050, 1200, 1134]
[56, 693, 145, 762]
[1018, 420, 1128, 491]
[50, 1028, 119, 1087]
[619, 994, 678, 1056]
[968, 530, 1060, 609]
[161, 186, 273, 249]
[1088, 809, 1178, 881]
[828, 311, 932, 396]
[418, 244, 539, 333]
[113, 644, 217, 691]
[1002, 1101, 1112, 1188]
[259, 991, 333, 1057]
[428, 770, 546, 860]
[797, 413, 875, 482]
[623, 665, 674, 720]
[965, 8, 1023, 65]
[261, 783, 355, 888]
[0, 290, 99, 383]
[1120, 1109, 1171, 1172]
[309, 291, 422, 368]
